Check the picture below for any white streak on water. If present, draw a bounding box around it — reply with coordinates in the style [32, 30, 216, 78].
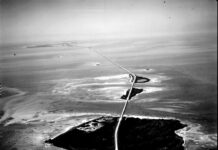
[143, 87, 164, 93]
[147, 107, 177, 113]
[94, 74, 129, 80]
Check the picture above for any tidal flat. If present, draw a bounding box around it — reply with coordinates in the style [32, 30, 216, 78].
[0, 34, 217, 150]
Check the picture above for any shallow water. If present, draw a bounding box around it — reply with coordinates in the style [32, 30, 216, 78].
[0, 35, 217, 150]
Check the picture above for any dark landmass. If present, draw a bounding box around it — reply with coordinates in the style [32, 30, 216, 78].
[135, 76, 150, 83]
[128, 74, 150, 83]
[46, 116, 187, 150]
[121, 88, 143, 100]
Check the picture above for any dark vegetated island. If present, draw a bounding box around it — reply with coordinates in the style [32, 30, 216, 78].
[135, 76, 150, 83]
[120, 75, 150, 100]
[46, 116, 187, 150]
[129, 74, 150, 83]
[121, 88, 143, 100]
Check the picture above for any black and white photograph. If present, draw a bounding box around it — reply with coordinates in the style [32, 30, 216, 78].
[0, 0, 217, 150]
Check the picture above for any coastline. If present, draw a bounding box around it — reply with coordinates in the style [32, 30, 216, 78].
[46, 115, 187, 150]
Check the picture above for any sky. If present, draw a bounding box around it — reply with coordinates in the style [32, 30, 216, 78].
[0, 0, 217, 43]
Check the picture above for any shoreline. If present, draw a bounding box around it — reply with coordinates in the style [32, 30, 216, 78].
[45, 115, 187, 150]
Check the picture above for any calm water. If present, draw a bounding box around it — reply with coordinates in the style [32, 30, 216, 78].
[0, 34, 217, 150]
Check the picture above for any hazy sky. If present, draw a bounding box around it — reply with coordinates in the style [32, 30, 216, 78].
[0, 0, 217, 43]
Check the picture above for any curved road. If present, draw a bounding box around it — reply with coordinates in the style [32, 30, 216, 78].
[76, 45, 138, 150]
[114, 73, 137, 150]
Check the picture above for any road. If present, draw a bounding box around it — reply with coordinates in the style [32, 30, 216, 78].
[114, 73, 137, 150]
[75, 45, 137, 150]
